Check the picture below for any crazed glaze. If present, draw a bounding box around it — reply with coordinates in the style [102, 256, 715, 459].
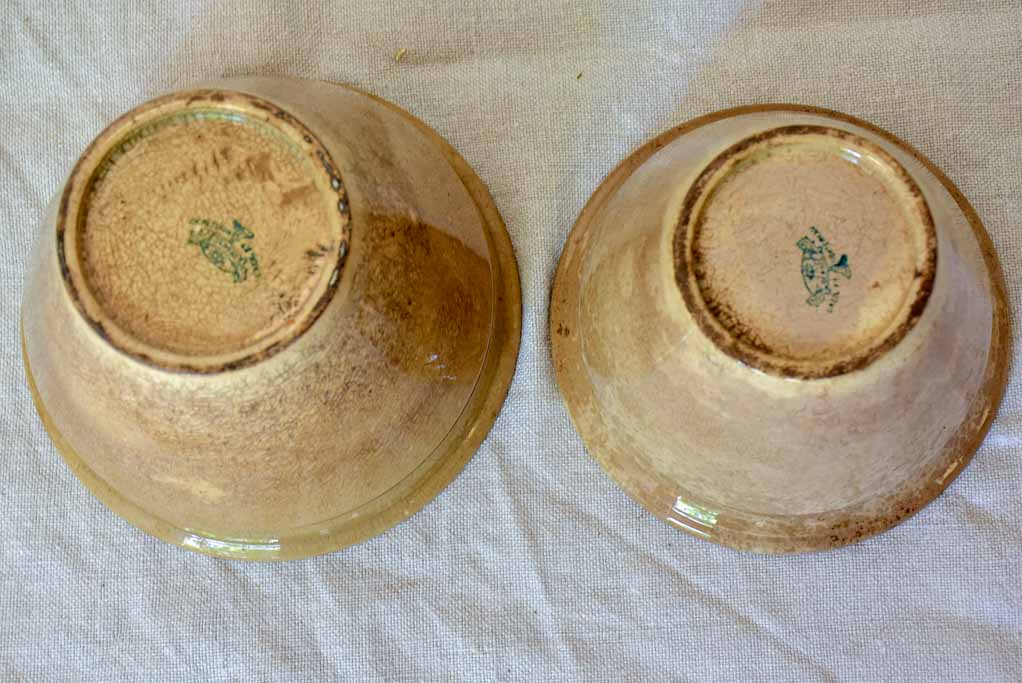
[22, 78, 522, 560]
[550, 105, 1009, 553]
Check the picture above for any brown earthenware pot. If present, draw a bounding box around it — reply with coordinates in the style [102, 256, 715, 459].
[22, 77, 521, 560]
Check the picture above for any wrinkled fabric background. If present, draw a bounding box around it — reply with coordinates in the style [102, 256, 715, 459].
[2, 1, 1021, 681]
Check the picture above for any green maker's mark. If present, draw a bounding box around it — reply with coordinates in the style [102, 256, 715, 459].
[797, 226, 851, 313]
[188, 218, 261, 283]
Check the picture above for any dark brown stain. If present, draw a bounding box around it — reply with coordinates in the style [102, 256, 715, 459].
[303, 242, 332, 261]
[315, 149, 339, 179]
[281, 183, 317, 208]
[246, 152, 275, 182]
[351, 213, 491, 383]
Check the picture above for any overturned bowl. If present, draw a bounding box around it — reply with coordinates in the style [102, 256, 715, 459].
[22, 76, 521, 560]
[550, 105, 1009, 553]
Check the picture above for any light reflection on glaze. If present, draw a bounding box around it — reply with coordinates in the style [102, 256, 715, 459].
[180, 533, 281, 557]
[666, 497, 719, 539]
[839, 147, 863, 164]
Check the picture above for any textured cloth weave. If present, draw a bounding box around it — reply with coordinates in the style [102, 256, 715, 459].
[2, 1, 1021, 680]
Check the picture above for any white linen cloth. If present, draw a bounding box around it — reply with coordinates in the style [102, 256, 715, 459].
[2, 1, 1020, 680]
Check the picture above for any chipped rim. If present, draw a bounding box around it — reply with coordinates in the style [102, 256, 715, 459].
[56, 89, 352, 374]
[549, 103, 1011, 553]
[674, 124, 938, 379]
[24, 81, 522, 561]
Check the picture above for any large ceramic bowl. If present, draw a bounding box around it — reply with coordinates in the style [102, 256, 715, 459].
[550, 105, 1009, 553]
[22, 77, 521, 560]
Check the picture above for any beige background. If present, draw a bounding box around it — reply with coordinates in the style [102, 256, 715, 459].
[2, 1, 1021, 680]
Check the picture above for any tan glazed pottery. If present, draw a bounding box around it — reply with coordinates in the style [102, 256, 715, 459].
[550, 105, 1010, 553]
[21, 77, 521, 560]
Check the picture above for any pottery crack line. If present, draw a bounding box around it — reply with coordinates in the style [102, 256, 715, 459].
[796, 226, 850, 313]
[188, 218, 262, 283]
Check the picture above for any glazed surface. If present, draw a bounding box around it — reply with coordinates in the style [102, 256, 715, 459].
[550, 105, 1009, 552]
[22, 78, 522, 559]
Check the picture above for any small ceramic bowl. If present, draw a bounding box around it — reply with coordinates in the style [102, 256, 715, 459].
[22, 77, 521, 560]
[550, 105, 1009, 553]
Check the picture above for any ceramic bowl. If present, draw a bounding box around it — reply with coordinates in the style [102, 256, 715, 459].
[22, 77, 521, 560]
[550, 105, 1009, 553]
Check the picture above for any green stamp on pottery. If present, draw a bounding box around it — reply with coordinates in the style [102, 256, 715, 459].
[797, 226, 850, 313]
[188, 218, 261, 283]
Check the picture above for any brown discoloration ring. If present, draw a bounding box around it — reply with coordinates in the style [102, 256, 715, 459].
[55, 88, 353, 374]
[674, 125, 937, 380]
